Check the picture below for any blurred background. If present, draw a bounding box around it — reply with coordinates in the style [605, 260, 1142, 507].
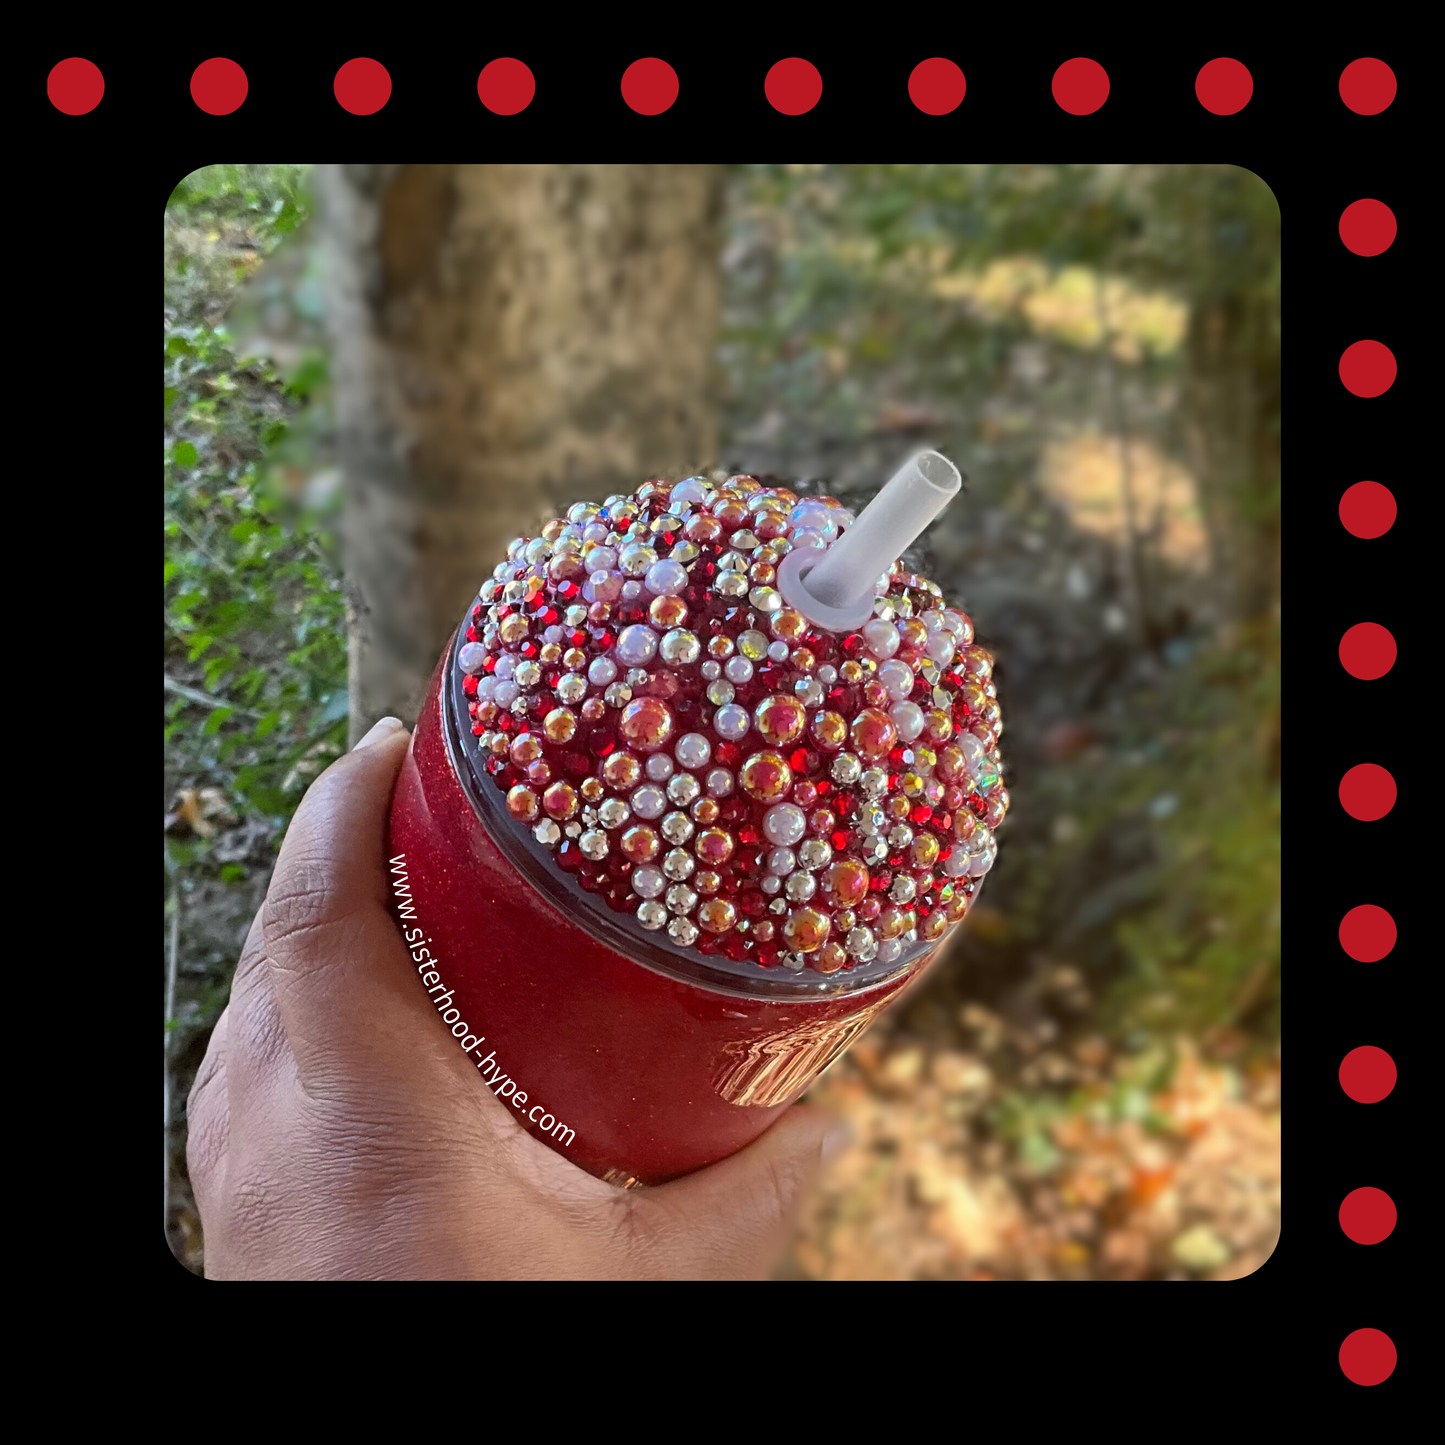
[164, 163, 1280, 1279]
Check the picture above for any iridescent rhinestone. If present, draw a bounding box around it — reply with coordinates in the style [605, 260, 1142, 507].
[666, 883, 698, 914]
[706, 679, 736, 706]
[738, 629, 769, 660]
[749, 586, 782, 612]
[597, 797, 630, 829]
[667, 772, 701, 806]
[533, 820, 561, 846]
[798, 838, 833, 870]
[715, 571, 749, 597]
[890, 875, 917, 903]
[661, 811, 695, 845]
[784, 872, 817, 902]
[831, 753, 861, 785]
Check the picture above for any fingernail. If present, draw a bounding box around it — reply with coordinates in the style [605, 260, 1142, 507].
[353, 716, 404, 751]
[821, 1122, 855, 1164]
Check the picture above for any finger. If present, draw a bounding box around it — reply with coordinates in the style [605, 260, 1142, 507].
[628, 1105, 850, 1279]
[260, 718, 421, 1079]
[186, 1005, 231, 1211]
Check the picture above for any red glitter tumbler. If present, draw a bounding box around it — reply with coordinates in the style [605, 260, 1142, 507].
[385, 456, 1008, 1185]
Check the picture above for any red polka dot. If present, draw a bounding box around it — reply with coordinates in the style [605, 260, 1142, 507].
[909, 57, 966, 115]
[1339, 199, 1397, 256]
[1339, 1328, 1397, 1386]
[1195, 57, 1253, 114]
[1052, 58, 1109, 115]
[1339, 904, 1396, 962]
[478, 58, 535, 115]
[1339, 1187, 1397, 1245]
[190, 57, 248, 115]
[1339, 481, 1397, 538]
[1340, 1045, 1397, 1103]
[1339, 340, 1396, 397]
[621, 58, 678, 115]
[765, 57, 823, 115]
[47, 57, 104, 115]
[334, 57, 391, 114]
[1340, 58, 1397, 115]
[1339, 622, 1396, 680]
[1339, 764, 1396, 821]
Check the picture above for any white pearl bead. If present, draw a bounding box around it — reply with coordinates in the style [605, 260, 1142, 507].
[890, 701, 925, 741]
[632, 865, 666, 898]
[762, 803, 807, 846]
[713, 704, 750, 739]
[878, 658, 914, 701]
[925, 630, 956, 666]
[583, 545, 617, 573]
[674, 733, 711, 769]
[630, 784, 667, 819]
[862, 619, 900, 659]
[587, 656, 617, 686]
[645, 558, 688, 596]
[615, 624, 658, 666]
[457, 642, 489, 673]
[645, 753, 674, 781]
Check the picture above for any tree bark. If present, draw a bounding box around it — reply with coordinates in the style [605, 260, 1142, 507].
[317, 164, 725, 743]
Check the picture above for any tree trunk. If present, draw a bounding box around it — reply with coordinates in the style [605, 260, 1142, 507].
[317, 164, 725, 743]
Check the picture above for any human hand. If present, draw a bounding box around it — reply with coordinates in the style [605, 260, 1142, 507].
[187, 717, 848, 1279]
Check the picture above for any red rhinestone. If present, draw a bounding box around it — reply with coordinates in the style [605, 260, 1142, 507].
[556, 840, 584, 872]
[570, 630, 587, 647]
[790, 747, 809, 772]
[714, 741, 741, 766]
[577, 869, 604, 893]
[496, 764, 518, 789]
[472, 722, 485, 736]
[754, 942, 781, 968]
[606, 887, 636, 914]
[721, 873, 743, 893]
[463, 675, 479, 697]
[740, 889, 766, 917]
[495, 712, 513, 731]
[557, 581, 579, 600]
[911, 805, 934, 825]
[562, 750, 591, 778]
[831, 830, 851, 851]
[697, 933, 725, 956]
[519, 641, 538, 658]
[870, 870, 892, 892]
[724, 934, 751, 962]
[843, 633, 864, 656]
[588, 727, 616, 757]
[472, 604, 483, 619]
[465, 626, 479, 642]
[738, 824, 759, 845]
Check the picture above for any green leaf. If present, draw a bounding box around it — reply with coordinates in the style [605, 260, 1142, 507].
[166, 335, 195, 359]
[254, 710, 281, 739]
[163, 560, 177, 587]
[164, 385, 179, 414]
[173, 440, 198, 468]
[202, 706, 235, 737]
[219, 863, 248, 883]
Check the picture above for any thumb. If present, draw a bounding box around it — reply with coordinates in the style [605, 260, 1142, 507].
[631, 1106, 851, 1279]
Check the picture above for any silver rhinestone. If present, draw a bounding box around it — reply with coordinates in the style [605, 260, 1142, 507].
[667, 772, 701, 805]
[564, 605, 588, 627]
[856, 803, 886, 836]
[749, 587, 783, 613]
[665, 883, 698, 914]
[794, 677, 824, 706]
[798, 839, 833, 870]
[579, 829, 609, 860]
[625, 667, 650, 688]
[603, 682, 633, 708]
[669, 541, 701, 563]
[832, 754, 861, 785]
[663, 849, 697, 882]
[667, 917, 700, 946]
[556, 674, 587, 704]
[718, 551, 747, 571]
[661, 812, 695, 846]
[564, 822, 582, 838]
[784, 872, 817, 902]
[715, 571, 748, 597]
[888, 825, 915, 848]
[846, 927, 878, 961]
[860, 768, 888, 797]
[863, 837, 889, 863]
[597, 797, 630, 829]
[532, 820, 560, 846]
[769, 896, 788, 915]
[781, 951, 806, 971]
[514, 661, 542, 688]
[890, 875, 917, 903]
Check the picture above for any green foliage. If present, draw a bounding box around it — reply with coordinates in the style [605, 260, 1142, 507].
[164, 164, 342, 879]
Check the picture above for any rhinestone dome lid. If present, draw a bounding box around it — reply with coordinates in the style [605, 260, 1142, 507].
[457, 472, 1008, 975]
